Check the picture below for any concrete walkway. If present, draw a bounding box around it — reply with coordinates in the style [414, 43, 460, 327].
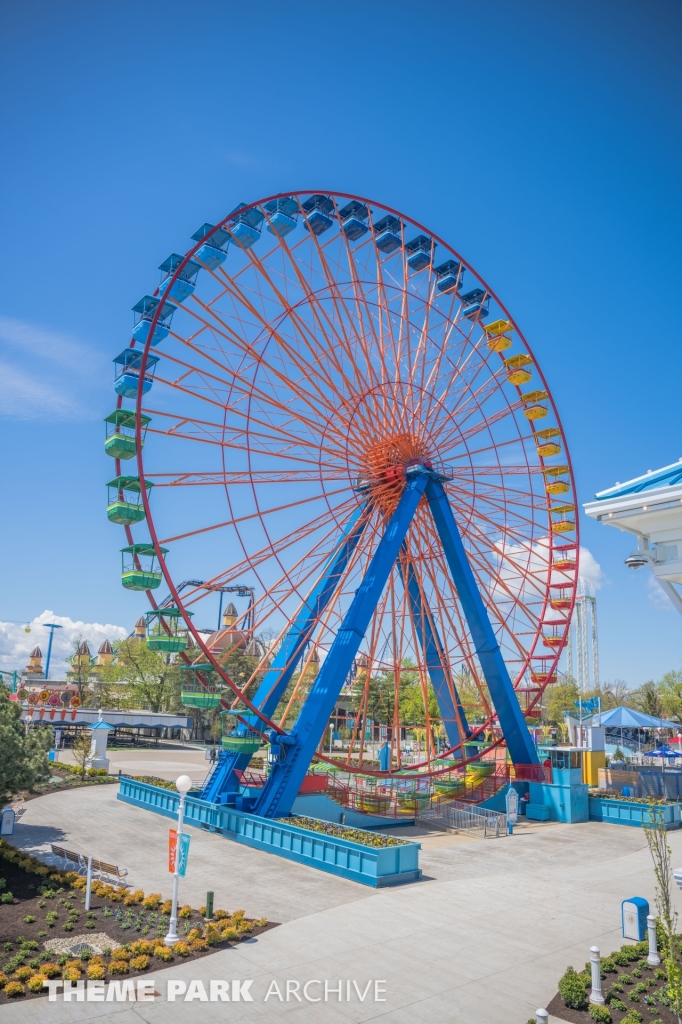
[57, 744, 213, 786]
[2, 783, 680, 1024]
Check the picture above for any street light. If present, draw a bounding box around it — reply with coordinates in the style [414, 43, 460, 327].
[43, 623, 63, 681]
[165, 774, 193, 946]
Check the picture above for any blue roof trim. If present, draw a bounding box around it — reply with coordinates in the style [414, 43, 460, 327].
[595, 461, 682, 500]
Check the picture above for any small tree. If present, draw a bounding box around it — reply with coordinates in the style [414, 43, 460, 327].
[71, 731, 92, 780]
[644, 803, 682, 1023]
[0, 686, 52, 802]
[558, 966, 588, 1010]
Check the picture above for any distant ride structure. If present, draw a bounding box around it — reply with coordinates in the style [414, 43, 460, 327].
[104, 191, 579, 818]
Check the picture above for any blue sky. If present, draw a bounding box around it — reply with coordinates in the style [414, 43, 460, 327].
[0, 0, 680, 684]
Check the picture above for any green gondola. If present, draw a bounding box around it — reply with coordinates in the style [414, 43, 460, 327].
[146, 607, 192, 653]
[120, 542, 167, 591]
[104, 409, 151, 460]
[106, 476, 154, 525]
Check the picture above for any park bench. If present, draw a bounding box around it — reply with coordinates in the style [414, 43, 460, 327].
[49, 844, 128, 887]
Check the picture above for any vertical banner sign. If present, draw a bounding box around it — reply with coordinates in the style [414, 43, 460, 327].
[505, 786, 518, 827]
[178, 832, 191, 878]
[168, 829, 178, 873]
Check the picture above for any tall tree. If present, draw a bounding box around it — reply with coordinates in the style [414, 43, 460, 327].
[100, 638, 181, 713]
[0, 686, 52, 802]
[631, 679, 664, 718]
[659, 670, 682, 723]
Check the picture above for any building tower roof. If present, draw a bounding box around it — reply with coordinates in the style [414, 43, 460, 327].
[98, 639, 112, 655]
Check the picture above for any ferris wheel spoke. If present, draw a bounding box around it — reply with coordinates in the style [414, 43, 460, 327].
[157, 485, 353, 547]
[151, 370, 348, 463]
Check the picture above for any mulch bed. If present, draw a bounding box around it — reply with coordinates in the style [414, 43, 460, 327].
[0, 845, 276, 1003]
[546, 952, 677, 1024]
[15, 765, 119, 803]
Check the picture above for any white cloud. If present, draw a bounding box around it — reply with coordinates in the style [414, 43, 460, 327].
[0, 315, 106, 421]
[579, 547, 604, 592]
[646, 575, 676, 612]
[0, 611, 127, 679]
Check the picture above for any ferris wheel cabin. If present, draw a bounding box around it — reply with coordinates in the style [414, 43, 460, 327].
[373, 214, 402, 253]
[434, 259, 464, 294]
[120, 543, 167, 591]
[158, 253, 201, 304]
[131, 294, 177, 346]
[301, 194, 334, 235]
[339, 200, 369, 241]
[103, 409, 151, 460]
[460, 288, 490, 320]
[191, 223, 231, 270]
[113, 348, 159, 398]
[106, 475, 154, 525]
[405, 234, 434, 272]
[226, 202, 265, 249]
[264, 198, 299, 238]
[145, 607, 192, 653]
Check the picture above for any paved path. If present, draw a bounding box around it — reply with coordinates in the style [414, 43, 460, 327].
[57, 744, 213, 786]
[2, 784, 680, 1024]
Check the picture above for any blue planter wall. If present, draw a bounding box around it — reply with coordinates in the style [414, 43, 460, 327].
[589, 797, 682, 830]
[117, 778, 421, 887]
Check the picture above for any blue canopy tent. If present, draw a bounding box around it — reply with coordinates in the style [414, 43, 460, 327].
[583, 706, 681, 756]
[649, 746, 679, 758]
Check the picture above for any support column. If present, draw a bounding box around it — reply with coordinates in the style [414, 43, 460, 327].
[254, 470, 430, 819]
[425, 478, 538, 767]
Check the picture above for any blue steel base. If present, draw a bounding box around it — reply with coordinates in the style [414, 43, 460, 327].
[118, 778, 421, 888]
[528, 780, 589, 823]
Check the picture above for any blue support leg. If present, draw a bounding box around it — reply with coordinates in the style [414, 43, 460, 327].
[201, 506, 369, 803]
[425, 479, 538, 767]
[398, 549, 470, 751]
[254, 469, 431, 819]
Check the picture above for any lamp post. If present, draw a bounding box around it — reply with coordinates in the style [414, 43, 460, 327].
[165, 774, 193, 946]
[43, 623, 63, 681]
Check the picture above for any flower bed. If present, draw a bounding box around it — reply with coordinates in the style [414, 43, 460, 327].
[589, 790, 666, 805]
[0, 840, 272, 1003]
[127, 775, 199, 793]
[543, 939, 676, 1024]
[279, 816, 408, 848]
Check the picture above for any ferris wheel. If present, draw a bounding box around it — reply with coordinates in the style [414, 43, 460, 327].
[105, 191, 578, 817]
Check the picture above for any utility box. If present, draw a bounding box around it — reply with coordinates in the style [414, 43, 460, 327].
[622, 897, 649, 941]
[0, 808, 15, 836]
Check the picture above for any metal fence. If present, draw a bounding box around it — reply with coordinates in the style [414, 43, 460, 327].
[417, 799, 507, 838]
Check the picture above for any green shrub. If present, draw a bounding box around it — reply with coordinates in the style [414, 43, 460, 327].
[622, 945, 641, 962]
[621, 973, 634, 984]
[635, 982, 647, 993]
[613, 951, 631, 966]
[611, 982, 624, 992]
[558, 966, 588, 1010]
[632, 968, 642, 978]
[608, 998, 627, 1010]
[654, 968, 666, 980]
[601, 956, 617, 973]
[621, 1012, 643, 1024]
[589, 1005, 612, 1023]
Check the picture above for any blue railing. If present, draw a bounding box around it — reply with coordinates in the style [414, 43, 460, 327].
[117, 777, 421, 887]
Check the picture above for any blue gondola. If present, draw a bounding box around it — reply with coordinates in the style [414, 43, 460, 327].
[434, 259, 464, 294]
[460, 288, 490, 320]
[264, 197, 299, 238]
[131, 295, 178, 346]
[191, 223, 231, 270]
[339, 200, 369, 241]
[226, 202, 265, 249]
[302, 194, 334, 236]
[373, 214, 402, 253]
[114, 348, 160, 398]
[405, 234, 434, 272]
[158, 253, 202, 303]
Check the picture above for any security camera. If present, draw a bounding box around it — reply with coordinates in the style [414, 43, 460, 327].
[624, 550, 650, 569]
